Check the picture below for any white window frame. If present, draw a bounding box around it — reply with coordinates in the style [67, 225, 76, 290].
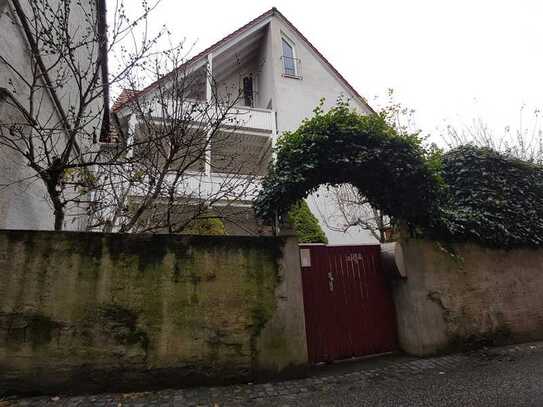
[280, 33, 301, 79]
[240, 73, 258, 108]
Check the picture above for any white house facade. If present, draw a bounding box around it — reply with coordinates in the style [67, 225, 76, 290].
[112, 8, 377, 242]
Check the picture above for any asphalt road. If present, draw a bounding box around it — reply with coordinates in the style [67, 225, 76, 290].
[5, 342, 543, 406]
[309, 345, 543, 406]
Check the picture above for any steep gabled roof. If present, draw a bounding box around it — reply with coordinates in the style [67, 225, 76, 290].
[114, 7, 373, 113]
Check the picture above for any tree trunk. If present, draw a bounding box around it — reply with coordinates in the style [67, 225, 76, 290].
[53, 207, 64, 231]
[45, 176, 65, 231]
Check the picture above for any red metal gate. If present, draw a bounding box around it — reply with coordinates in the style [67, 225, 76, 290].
[300, 244, 398, 363]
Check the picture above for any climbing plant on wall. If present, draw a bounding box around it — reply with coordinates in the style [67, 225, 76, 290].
[255, 101, 442, 229]
[436, 145, 543, 248]
[255, 101, 543, 249]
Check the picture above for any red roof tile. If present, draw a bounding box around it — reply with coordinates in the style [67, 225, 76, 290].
[111, 89, 140, 112]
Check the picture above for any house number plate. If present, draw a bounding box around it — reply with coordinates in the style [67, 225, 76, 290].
[300, 249, 311, 268]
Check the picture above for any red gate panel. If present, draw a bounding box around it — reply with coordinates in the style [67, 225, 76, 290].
[300, 244, 398, 363]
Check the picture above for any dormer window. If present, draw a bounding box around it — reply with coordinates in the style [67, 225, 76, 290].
[281, 36, 300, 78]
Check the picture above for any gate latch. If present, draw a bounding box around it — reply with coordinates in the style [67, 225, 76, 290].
[328, 272, 334, 292]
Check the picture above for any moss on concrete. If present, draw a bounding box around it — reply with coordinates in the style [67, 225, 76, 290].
[395, 238, 543, 356]
[97, 304, 149, 350]
[0, 312, 63, 349]
[0, 230, 304, 395]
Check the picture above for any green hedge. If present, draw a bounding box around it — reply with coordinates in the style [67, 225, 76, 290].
[256, 102, 543, 249]
[435, 145, 543, 247]
[184, 216, 226, 236]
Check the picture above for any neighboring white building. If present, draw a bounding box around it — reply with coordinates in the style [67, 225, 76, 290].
[0, 0, 108, 230]
[112, 7, 377, 243]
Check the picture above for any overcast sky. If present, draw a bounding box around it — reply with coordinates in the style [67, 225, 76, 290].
[127, 0, 543, 142]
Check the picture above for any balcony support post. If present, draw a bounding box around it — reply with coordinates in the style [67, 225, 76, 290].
[205, 53, 213, 177]
[126, 113, 137, 159]
[271, 110, 278, 161]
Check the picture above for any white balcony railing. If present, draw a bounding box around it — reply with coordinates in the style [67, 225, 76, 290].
[281, 56, 302, 79]
[172, 172, 262, 203]
[146, 99, 275, 134]
[230, 106, 274, 133]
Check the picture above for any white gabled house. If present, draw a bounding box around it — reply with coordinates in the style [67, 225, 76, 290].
[111, 7, 375, 240]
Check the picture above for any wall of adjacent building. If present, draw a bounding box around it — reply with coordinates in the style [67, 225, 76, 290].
[393, 239, 543, 356]
[0, 0, 101, 231]
[0, 2, 56, 230]
[0, 230, 308, 395]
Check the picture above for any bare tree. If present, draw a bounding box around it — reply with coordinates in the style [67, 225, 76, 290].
[312, 90, 414, 242]
[314, 184, 392, 243]
[0, 0, 163, 230]
[87, 47, 265, 234]
[441, 105, 543, 164]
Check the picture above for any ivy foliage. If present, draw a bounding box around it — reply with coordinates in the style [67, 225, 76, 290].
[287, 201, 328, 244]
[435, 145, 543, 247]
[256, 102, 543, 248]
[255, 102, 441, 228]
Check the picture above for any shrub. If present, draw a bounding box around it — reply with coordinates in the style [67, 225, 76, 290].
[287, 201, 328, 244]
[256, 102, 543, 249]
[435, 145, 543, 247]
[184, 216, 226, 236]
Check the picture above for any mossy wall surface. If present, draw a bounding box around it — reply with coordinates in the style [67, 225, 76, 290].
[0, 230, 307, 395]
[394, 239, 543, 356]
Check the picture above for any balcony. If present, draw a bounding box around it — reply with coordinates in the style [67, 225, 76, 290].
[228, 106, 275, 134]
[168, 172, 261, 203]
[103, 98, 274, 205]
[145, 98, 275, 135]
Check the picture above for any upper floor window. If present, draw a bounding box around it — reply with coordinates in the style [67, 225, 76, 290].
[242, 76, 254, 107]
[281, 37, 299, 78]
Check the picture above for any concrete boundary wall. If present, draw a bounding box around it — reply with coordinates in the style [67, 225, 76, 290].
[0, 230, 307, 395]
[393, 239, 543, 356]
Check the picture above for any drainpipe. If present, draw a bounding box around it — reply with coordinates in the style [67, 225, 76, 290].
[96, 0, 110, 143]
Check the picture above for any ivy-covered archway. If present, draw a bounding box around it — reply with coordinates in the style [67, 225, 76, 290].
[255, 103, 441, 229]
[256, 102, 543, 249]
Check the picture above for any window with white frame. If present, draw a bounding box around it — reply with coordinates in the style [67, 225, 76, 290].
[242, 76, 254, 107]
[281, 36, 299, 77]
